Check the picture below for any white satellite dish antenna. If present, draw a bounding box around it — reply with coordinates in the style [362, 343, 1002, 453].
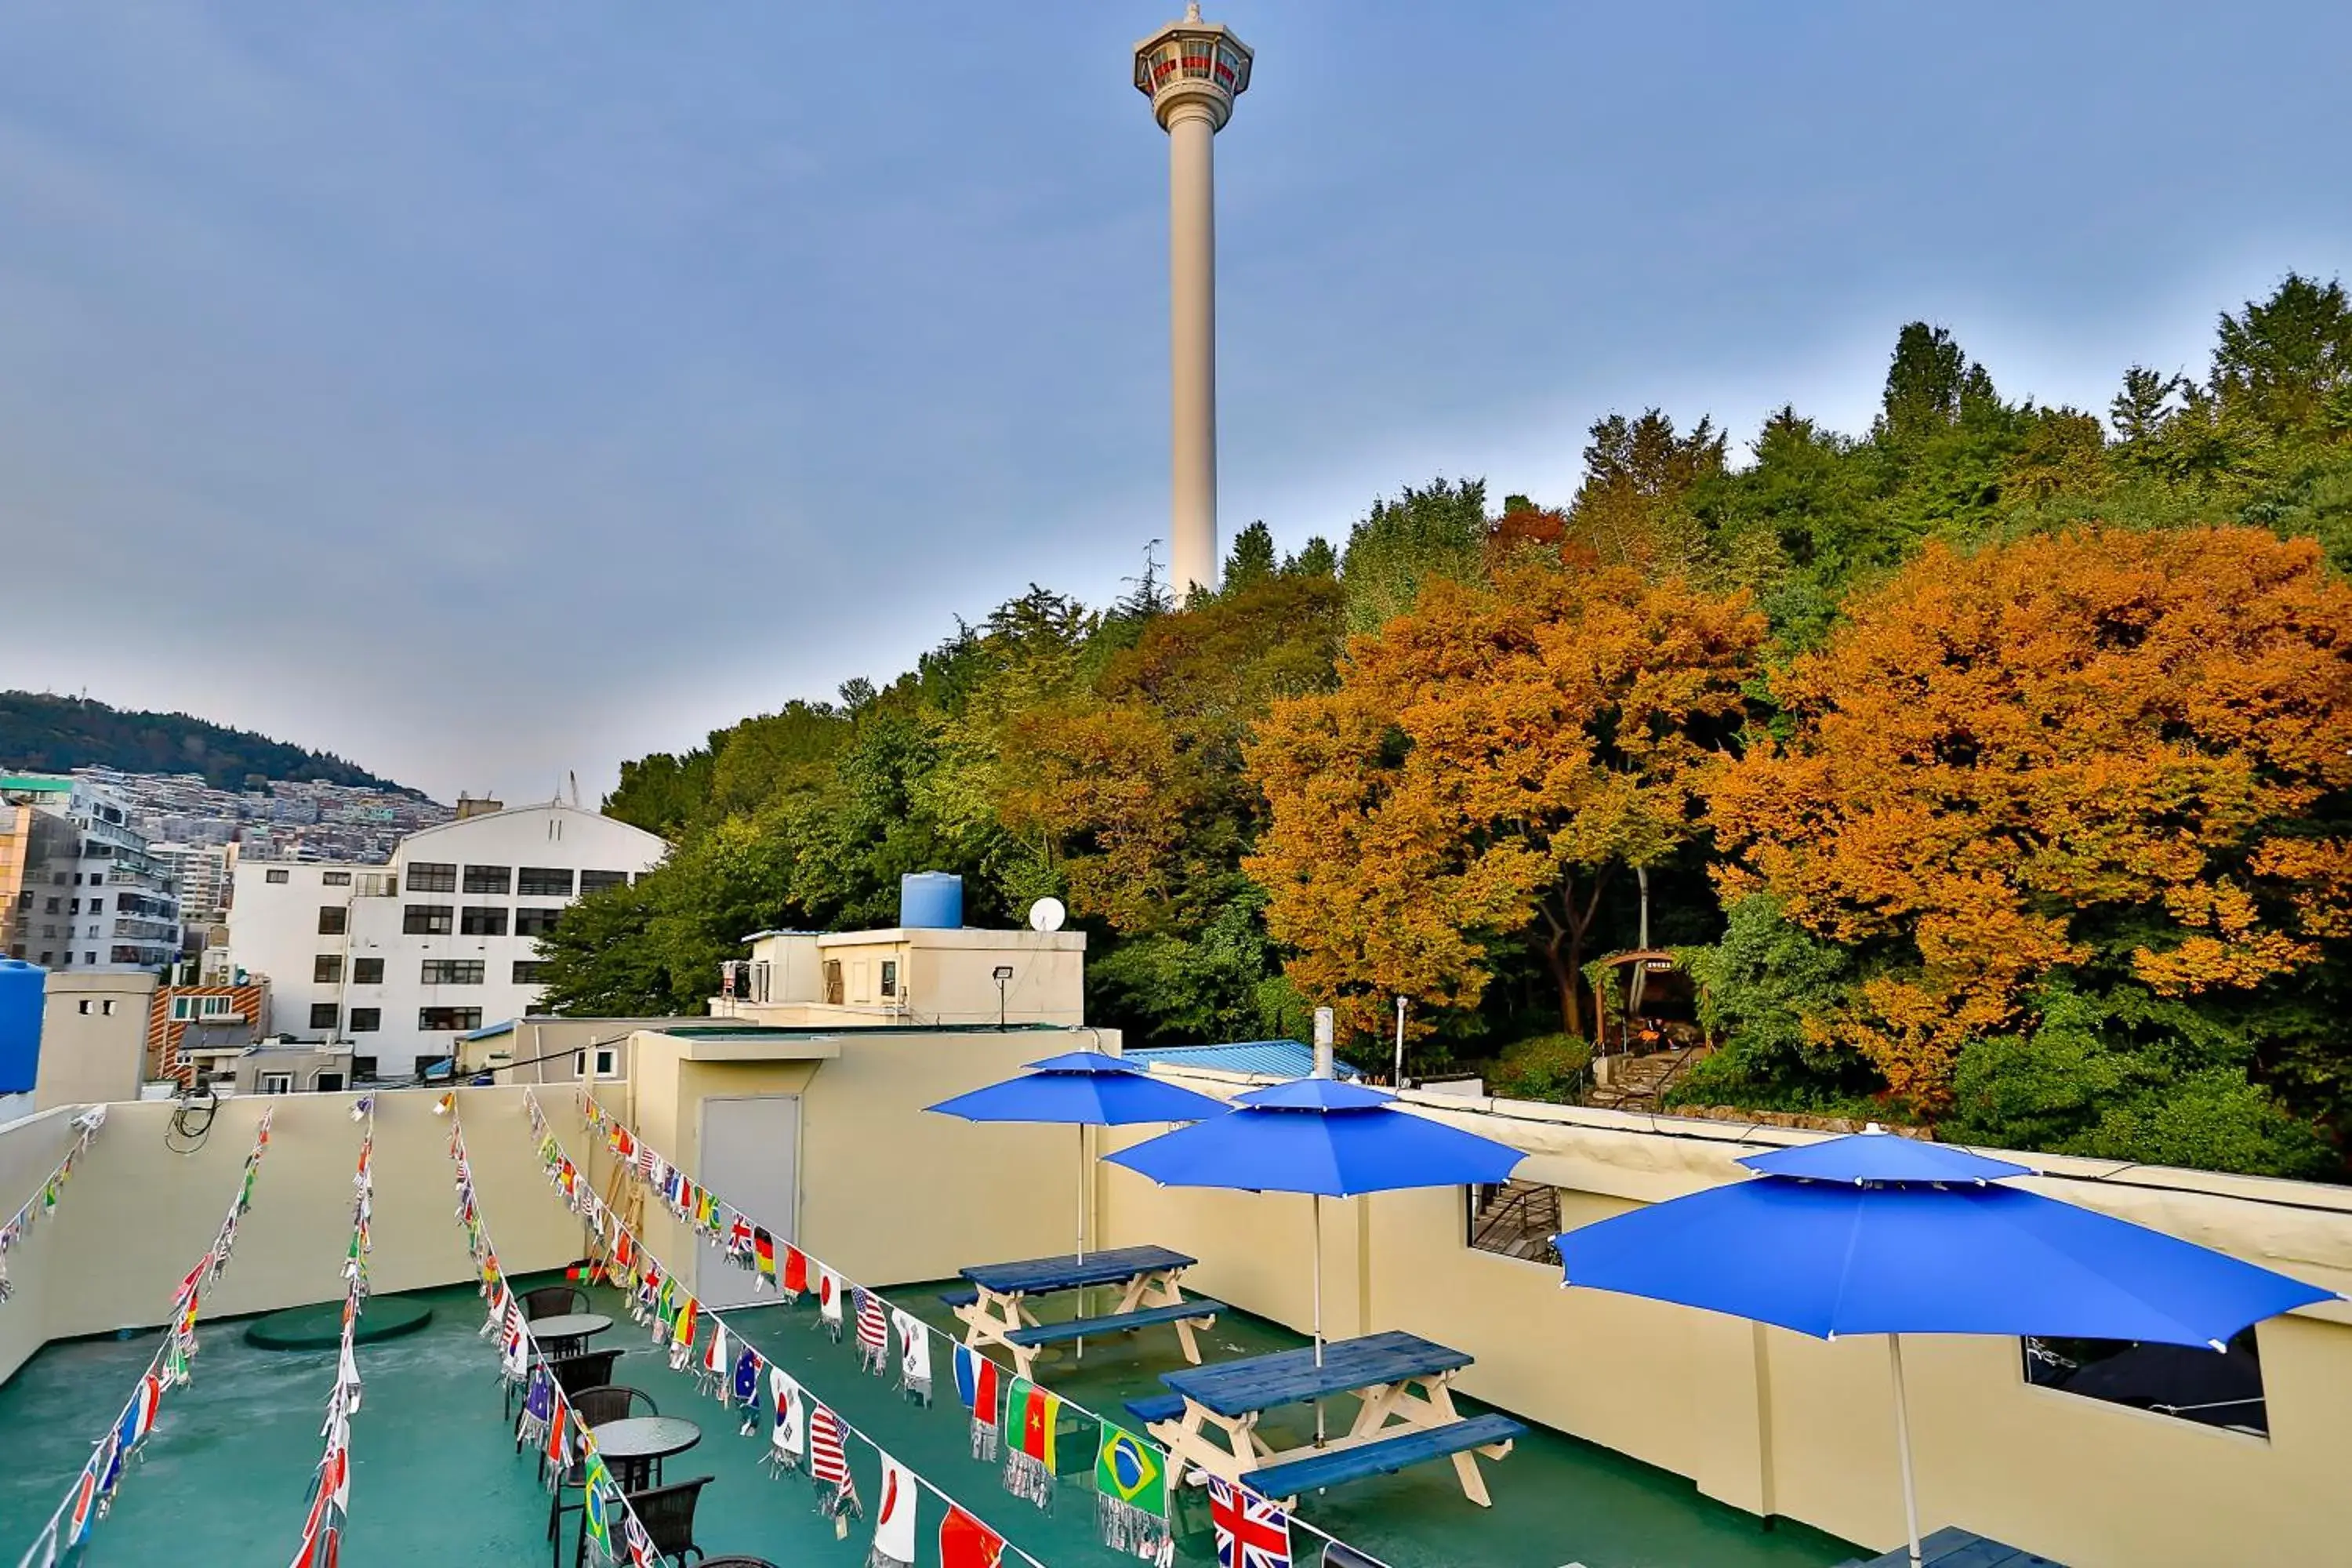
[1027, 897, 1067, 933]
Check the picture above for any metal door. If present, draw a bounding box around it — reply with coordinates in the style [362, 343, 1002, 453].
[694, 1094, 800, 1308]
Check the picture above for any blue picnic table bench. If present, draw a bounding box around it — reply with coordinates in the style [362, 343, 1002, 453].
[947, 1243, 1223, 1378]
[1142, 1328, 1522, 1508]
[1850, 1528, 2065, 1568]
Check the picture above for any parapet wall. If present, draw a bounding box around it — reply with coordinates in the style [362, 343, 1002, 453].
[0, 1085, 583, 1386]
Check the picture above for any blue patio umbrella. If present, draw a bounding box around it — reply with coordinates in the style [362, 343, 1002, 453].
[1552, 1129, 2337, 1567]
[1106, 1077, 1524, 1436]
[926, 1051, 1227, 1279]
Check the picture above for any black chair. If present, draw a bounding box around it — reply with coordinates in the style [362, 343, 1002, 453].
[524, 1284, 590, 1320]
[550, 1348, 625, 1398]
[579, 1475, 713, 1568]
[547, 1386, 659, 1550]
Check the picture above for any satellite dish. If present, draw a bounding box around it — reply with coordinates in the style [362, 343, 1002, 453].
[1027, 897, 1067, 933]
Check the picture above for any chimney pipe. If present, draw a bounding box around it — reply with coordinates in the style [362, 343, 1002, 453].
[1312, 1007, 1334, 1079]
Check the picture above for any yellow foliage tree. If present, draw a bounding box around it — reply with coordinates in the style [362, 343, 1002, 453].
[1707, 527, 2352, 1109]
[1245, 563, 1764, 1043]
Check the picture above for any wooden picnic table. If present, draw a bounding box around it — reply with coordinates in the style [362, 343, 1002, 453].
[1133, 1329, 1523, 1508]
[946, 1243, 1225, 1380]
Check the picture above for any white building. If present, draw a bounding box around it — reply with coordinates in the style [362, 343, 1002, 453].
[224, 801, 666, 1076]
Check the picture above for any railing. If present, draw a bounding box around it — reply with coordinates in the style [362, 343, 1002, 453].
[1468, 1179, 1561, 1265]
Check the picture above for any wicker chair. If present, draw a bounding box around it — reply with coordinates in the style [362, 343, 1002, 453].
[575, 1476, 713, 1568]
[546, 1385, 659, 1549]
[523, 1284, 590, 1319]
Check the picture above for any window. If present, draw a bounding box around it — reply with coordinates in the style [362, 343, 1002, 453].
[575, 1046, 618, 1079]
[403, 905, 454, 935]
[171, 996, 192, 1020]
[421, 960, 485, 985]
[352, 958, 385, 985]
[87, 896, 103, 914]
[201, 996, 236, 1017]
[579, 869, 628, 895]
[77, 999, 93, 1014]
[512, 960, 548, 985]
[260, 1072, 293, 1094]
[406, 861, 457, 892]
[463, 864, 512, 895]
[349, 1008, 381, 1033]
[67, 899, 79, 916]
[880, 959, 898, 999]
[514, 907, 562, 938]
[309, 1003, 340, 1031]
[89, 873, 103, 885]
[2024, 1329, 2270, 1435]
[352, 1055, 377, 1078]
[266, 869, 290, 884]
[419, 1007, 483, 1032]
[318, 906, 347, 935]
[314, 1071, 345, 1093]
[314, 955, 343, 984]
[517, 866, 575, 897]
[321, 871, 352, 887]
[43, 898, 58, 914]
[101, 1000, 115, 1016]
[823, 959, 844, 1006]
[460, 906, 509, 937]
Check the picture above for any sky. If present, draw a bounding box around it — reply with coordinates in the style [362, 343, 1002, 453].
[1, 3, 2347, 804]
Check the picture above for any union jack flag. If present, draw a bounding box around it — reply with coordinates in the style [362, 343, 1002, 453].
[1207, 1475, 1291, 1568]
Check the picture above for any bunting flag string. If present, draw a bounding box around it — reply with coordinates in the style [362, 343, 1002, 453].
[528, 1091, 1051, 1568]
[443, 1097, 662, 1568]
[13, 1108, 273, 1568]
[572, 1091, 1398, 1568]
[288, 1095, 376, 1568]
[0, 1105, 105, 1306]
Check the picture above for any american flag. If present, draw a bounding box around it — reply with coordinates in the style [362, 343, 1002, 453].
[810, 1403, 851, 1489]
[855, 1287, 891, 1366]
[1208, 1475, 1292, 1568]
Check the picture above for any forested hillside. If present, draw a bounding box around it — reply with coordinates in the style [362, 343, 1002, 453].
[544, 274, 2352, 1179]
[0, 693, 412, 793]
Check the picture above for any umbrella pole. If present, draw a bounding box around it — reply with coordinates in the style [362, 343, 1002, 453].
[1076, 1123, 1087, 1363]
[1312, 1195, 1326, 1446]
[1888, 1334, 1922, 1568]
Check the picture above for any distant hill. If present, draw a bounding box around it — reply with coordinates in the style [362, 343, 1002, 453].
[0, 693, 419, 795]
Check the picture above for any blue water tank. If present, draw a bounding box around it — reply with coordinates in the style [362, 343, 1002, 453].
[0, 959, 45, 1096]
[898, 872, 964, 930]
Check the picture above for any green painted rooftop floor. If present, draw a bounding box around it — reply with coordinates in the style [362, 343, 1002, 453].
[0, 1274, 1863, 1568]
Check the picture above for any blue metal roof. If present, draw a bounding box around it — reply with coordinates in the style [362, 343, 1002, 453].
[1121, 1040, 1361, 1080]
[461, 1019, 517, 1042]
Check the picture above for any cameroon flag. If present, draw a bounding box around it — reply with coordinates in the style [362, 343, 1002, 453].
[1011, 1377, 1058, 1468]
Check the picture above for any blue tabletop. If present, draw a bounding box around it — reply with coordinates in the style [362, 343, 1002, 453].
[1160, 1330, 1474, 1417]
[961, 1244, 1197, 1294]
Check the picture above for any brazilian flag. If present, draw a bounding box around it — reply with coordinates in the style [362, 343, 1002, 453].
[1093, 1421, 1170, 1560]
[581, 1452, 614, 1559]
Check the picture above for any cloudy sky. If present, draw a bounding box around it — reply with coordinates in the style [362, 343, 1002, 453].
[2, 2, 2346, 804]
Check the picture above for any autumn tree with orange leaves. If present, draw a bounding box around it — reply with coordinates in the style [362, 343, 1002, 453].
[1246, 563, 1765, 1046]
[1707, 526, 2352, 1111]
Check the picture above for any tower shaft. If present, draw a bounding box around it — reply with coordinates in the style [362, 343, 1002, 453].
[1167, 105, 1219, 600]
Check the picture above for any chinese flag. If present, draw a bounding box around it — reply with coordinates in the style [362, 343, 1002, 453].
[938, 1505, 1004, 1568]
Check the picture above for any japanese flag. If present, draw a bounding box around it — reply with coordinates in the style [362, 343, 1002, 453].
[871, 1449, 919, 1568]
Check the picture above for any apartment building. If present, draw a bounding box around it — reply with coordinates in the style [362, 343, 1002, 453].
[224, 800, 665, 1075]
[0, 775, 181, 971]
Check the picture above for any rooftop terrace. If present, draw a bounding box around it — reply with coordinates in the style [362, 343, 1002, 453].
[0, 1272, 1860, 1567]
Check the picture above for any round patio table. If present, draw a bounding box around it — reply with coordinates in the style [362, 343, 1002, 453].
[532, 1312, 613, 1358]
[590, 1414, 701, 1492]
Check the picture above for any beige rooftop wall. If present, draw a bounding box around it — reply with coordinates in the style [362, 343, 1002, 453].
[0, 1085, 584, 1388]
[1098, 1073, 2352, 1568]
[0, 1108, 84, 1386]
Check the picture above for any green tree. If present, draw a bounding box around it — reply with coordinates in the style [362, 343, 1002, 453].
[1337, 477, 1489, 633]
[1223, 521, 1278, 592]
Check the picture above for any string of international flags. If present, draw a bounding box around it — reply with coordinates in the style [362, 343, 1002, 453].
[288, 1094, 376, 1567]
[14, 1108, 275, 1568]
[0, 1105, 105, 1305]
[533, 1090, 1049, 1568]
[563, 1088, 1385, 1568]
[443, 1093, 670, 1568]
